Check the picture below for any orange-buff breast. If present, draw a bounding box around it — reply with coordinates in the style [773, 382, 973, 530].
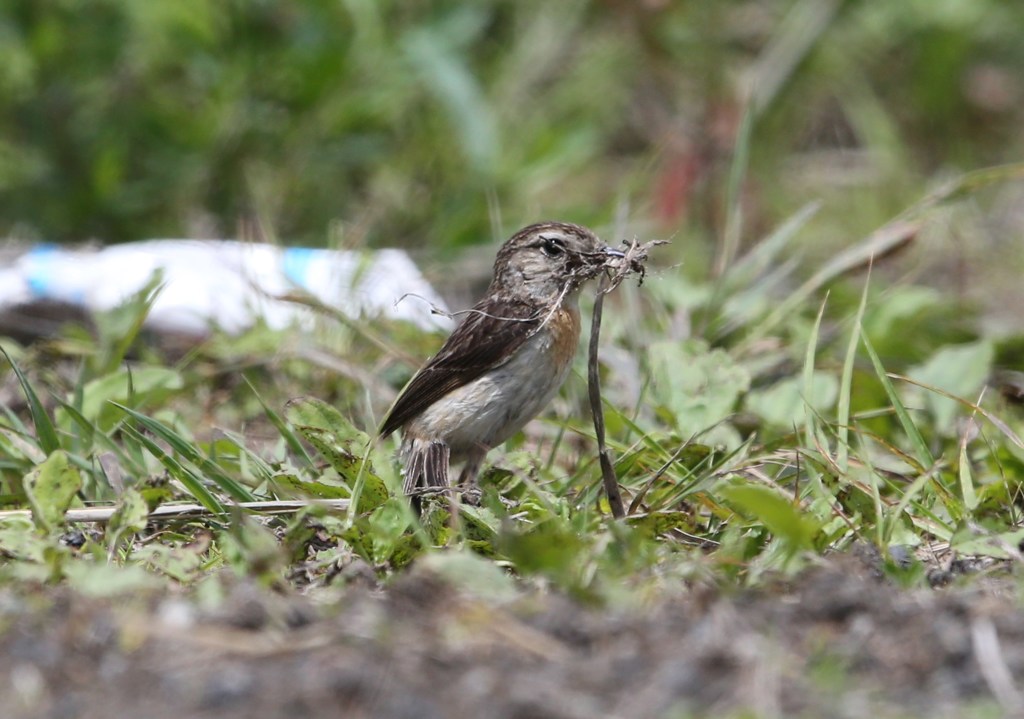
[548, 305, 582, 371]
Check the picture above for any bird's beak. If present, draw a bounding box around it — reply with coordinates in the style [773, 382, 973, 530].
[602, 245, 626, 258]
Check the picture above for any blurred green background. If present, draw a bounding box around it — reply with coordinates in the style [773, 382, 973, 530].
[1, 0, 1022, 262]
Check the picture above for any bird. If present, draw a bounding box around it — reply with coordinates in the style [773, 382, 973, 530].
[379, 221, 624, 497]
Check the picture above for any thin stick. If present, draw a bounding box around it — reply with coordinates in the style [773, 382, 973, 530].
[588, 274, 626, 519]
[0, 499, 351, 525]
[584, 237, 667, 518]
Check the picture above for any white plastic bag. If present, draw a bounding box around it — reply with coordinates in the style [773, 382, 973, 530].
[0, 240, 452, 335]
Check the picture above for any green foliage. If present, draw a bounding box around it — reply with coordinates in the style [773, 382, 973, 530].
[3, 0, 1024, 248]
[284, 396, 389, 514]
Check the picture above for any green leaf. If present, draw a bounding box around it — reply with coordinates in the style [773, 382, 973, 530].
[647, 339, 749, 446]
[958, 438, 978, 512]
[627, 511, 695, 538]
[107, 487, 150, 551]
[720, 483, 820, 551]
[286, 398, 370, 476]
[499, 519, 588, 580]
[286, 396, 370, 447]
[458, 503, 500, 554]
[907, 340, 994, 435]
[837, 269, 872, 474]
[0, 516, 48, 562]
[75, 366, 184, 431]
[271, 472, 351, 500]
[950, 527, 1024, 560]
[23, 450, 82, 532]
[354, 472, 389, 514]
[285, 397, 387, 513]
[745, 372, 838, 429]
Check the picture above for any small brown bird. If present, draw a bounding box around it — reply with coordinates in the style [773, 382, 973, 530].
[380, 222, 623, 495]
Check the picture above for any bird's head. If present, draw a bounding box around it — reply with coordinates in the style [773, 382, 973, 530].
[489, 222, 623, 303]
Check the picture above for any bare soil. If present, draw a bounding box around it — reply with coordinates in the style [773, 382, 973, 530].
[1, 551, 1021, 719]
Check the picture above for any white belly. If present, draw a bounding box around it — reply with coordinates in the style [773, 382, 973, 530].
[408, 329, 574, 459]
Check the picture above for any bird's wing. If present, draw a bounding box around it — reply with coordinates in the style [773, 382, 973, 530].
[379, 296, 542, 437]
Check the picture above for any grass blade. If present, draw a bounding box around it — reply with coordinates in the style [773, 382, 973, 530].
[888, 373, 1024, 451]
[1, 347, 61, 455]
[119, 423, 224, 514]
[837, 266, 872, 473]
[861, 334, 935, 470]
[111, 403, 256, 502]
[743, 219, 921, 349]
[244, 376, 313, 466]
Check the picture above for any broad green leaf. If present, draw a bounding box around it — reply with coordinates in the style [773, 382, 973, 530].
[720, 483, 820, 551]
[745, 372, 839, 429]
[285, 397, 369, 447]
[24, 450, 83, 532]
[950, 527, 1024, 560]
[863, 286, 944, 349]
[295, 426, 363, 477]
[907, 340, 994, 435]
[838, 269, 872, 473]
[271, 472, 351, 500]
[499, 519, 588, 579]
[73, 366, 184, 431]
[958, 436, 979, 512]
[627, 511, 695, 538]
[647, 339, 749, 446]
[285, 397, 387, 512]
[458, 503, 500, 554]
[0, 516, 47, 562]
[354, 472, 389, 513]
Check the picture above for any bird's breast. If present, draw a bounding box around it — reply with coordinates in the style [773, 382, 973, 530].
[406, 303, 582, 457]
[547, 304, 582, 372]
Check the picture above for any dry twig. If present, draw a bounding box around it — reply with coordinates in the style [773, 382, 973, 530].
[587, 239, 667, 519]
[0, 499, 351, 525]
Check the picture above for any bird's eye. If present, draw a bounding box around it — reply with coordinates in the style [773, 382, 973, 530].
[540, 237, 565, 257]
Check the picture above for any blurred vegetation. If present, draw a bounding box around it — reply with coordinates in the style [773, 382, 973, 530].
[2, 0, 1023, 254]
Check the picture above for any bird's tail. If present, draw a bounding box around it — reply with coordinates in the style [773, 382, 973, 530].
[400, 437, 450, 495]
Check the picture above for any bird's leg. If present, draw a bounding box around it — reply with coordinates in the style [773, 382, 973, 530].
[456, 445, 488, 505]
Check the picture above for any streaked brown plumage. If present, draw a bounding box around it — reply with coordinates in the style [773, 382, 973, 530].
[380, 221, 622, 495]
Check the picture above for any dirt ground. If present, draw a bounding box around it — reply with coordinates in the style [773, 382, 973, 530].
[1, 550, 1021, 719]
